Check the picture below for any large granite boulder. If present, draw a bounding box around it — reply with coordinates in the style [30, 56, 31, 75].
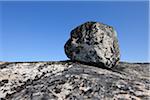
[65, 21, 120, 68]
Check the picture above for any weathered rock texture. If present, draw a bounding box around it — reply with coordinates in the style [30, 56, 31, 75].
[0, 61, 149, 100]
[65, 21, 120, 68]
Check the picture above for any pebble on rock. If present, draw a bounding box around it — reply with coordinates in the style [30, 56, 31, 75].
[64, 21, 120, 68]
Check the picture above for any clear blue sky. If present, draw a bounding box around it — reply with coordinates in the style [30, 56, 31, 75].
[0, 1, 149, 62]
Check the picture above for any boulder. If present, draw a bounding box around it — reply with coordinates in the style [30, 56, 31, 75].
[64, 21, 120, 68]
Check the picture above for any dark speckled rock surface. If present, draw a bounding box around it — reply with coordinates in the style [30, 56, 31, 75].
[64, 21, 120, 68]
[0, 61, 149, 100]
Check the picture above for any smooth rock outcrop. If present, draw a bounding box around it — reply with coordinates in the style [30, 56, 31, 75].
[0, 61, 149, 100]
[65, 21, 120, 68]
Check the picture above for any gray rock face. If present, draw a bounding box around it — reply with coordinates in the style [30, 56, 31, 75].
[65, 21, 120, 68]
[0, 61, 149, 100]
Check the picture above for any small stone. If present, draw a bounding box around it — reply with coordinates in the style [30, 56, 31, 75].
[64, 21, 120, 68]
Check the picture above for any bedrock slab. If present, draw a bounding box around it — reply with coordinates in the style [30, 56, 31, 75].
[0, 61, 149, 100]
